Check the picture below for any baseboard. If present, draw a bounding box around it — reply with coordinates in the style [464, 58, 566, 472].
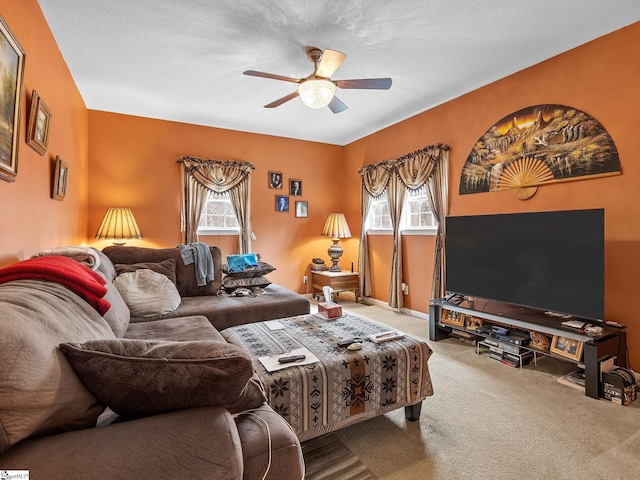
[308, 292, 430, 321]
[401, 307, 429, 321]
[360, 296, 430, 321]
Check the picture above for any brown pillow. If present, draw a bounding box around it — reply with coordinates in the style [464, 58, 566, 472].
[59, 339, 266, 417]
[115, 259, 177, 286]
[222, 275, 272, 292]
[221, 261, 276, 278]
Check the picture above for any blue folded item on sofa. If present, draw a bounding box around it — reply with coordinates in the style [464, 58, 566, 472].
[226, 254, 259, 273]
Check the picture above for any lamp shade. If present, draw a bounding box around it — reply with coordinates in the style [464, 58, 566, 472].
[298, 78, 336, 109]
[95, 208, 143, 245]
[321, 213, 351, 239]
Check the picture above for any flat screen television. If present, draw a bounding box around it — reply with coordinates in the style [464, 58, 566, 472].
[445, 209, 604, 322]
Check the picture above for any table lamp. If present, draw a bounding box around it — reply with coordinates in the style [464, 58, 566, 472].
[321, 213, 351, 272]
[95, 208, 143, 245]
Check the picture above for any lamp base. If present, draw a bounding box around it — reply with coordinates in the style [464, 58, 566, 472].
[328, 238, 343, 272]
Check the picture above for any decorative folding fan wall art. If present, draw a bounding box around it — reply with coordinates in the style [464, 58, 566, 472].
[459, 104, 621, 200]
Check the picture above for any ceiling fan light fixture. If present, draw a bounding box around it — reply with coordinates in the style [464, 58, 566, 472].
[297, 78, 336, 109]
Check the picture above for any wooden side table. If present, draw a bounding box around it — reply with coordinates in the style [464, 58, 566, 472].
[311, 270, 360, 303]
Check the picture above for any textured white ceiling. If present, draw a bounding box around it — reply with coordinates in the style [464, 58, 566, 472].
[37, 0, 640, 146]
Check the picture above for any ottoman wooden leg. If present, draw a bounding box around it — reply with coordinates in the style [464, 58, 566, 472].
[404, 402, 422, 422]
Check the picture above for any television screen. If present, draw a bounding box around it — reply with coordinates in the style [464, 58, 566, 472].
[445, 209, 604, 321]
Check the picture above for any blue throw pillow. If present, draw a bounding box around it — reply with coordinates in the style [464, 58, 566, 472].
[226, 254, 258, 273]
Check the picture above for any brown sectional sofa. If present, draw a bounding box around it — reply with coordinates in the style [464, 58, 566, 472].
[102, 245, 310, 330]
[0, 247, 307, 479]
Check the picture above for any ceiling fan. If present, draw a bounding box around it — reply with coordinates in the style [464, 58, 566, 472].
[243, 46, 392, 113]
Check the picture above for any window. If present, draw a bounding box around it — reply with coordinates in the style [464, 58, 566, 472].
[197, 191, 239, 234]
[366, 187, 437, 234]
[368, 193, 392, 230]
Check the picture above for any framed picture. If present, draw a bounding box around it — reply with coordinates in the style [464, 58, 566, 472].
[466, 316, 483, 331]
[550, 335, 583, 361]
[27, 90, 52, 155]
[295, 201, 308, 218]
[53, 156, 68, 200]
[275, 195, 289, 212]
[290, 179, 302, 196]
[0, 16, 26, 182]
[269, 171, 283, 189]
[441, 310, 465, 327]
[529, 331, 551, 351]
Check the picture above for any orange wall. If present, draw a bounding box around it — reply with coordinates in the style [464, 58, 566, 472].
[344, 22, 640, 367]
[87, 111, 343, 291]
[0, 0, 88, 267]
[2, 2, 638, 366]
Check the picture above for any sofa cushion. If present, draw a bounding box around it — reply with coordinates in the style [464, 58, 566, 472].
[115, 258, 177, 286]
[59, 338, 266, 416]
[222, 275, 272, 292]
[97, 271, 130, 337]
[222, 261, 276, 278]
[0, 279, 115, 453]
[124, 315, 225, 342]
[114, 269, 181, 317]
[103, 246, 222, 297]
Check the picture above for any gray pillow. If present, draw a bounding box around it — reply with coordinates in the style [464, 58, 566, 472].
[59, 339, 266, 417]
[222, 275, 272, 292]
[221, 261, 276, 278]
[115, 258, 177, 286]
[96, 271, 130, 337]
[114, 269, 181, 317]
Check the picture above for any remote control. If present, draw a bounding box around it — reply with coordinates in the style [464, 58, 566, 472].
[277, 354, 306, 364]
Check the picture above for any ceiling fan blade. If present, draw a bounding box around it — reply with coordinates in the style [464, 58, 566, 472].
[264, 91, 300, 108]
[328, 95, 348, 114]
[315, 49, 347, 78]
[335, 78, 392, 90]
[244, 70, 300, 84]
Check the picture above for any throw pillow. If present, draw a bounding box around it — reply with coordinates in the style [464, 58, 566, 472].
[115, 258, 177, 286]
[222, 261, 276, 278]
[225, 253, 258, 273]
[222, 275, 272, 292]
[97, 271, 130, 337]
[59, 339, 267, 416]
[114, 269, 181, 317]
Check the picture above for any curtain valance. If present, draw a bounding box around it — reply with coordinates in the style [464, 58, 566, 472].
[178, 156, 254, 194]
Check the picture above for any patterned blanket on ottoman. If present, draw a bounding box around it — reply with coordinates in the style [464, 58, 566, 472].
[221, 313, 434, 441]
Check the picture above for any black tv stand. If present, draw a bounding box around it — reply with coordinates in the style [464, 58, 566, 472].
[429, 298, 627, 399]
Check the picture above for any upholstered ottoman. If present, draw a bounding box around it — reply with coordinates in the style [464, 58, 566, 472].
[222, 313, 434, 441]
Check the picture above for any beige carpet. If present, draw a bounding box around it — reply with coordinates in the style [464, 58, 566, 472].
[302, 433, 378, 480]
[306, 299, 640, 480]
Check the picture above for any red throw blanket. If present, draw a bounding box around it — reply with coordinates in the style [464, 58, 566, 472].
[0, 255, 111, 315]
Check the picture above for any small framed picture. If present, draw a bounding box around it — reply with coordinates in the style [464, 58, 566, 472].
[53, 156, 68, 200]
[275, 195, 289, 212]
[529, 331, 551, 351]
[550, 335, 583, 361]
[441, 310, 465, 327]
[295, 201, 308, 218]
[27, 90, 52, 156]
[269, 171, 283, 189]
[290, 179, 302, 196]
[466, 316, 483, 331]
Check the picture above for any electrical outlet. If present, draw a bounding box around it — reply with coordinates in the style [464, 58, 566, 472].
[303, 275, 308, 284]
[401, 283, 409, 295]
